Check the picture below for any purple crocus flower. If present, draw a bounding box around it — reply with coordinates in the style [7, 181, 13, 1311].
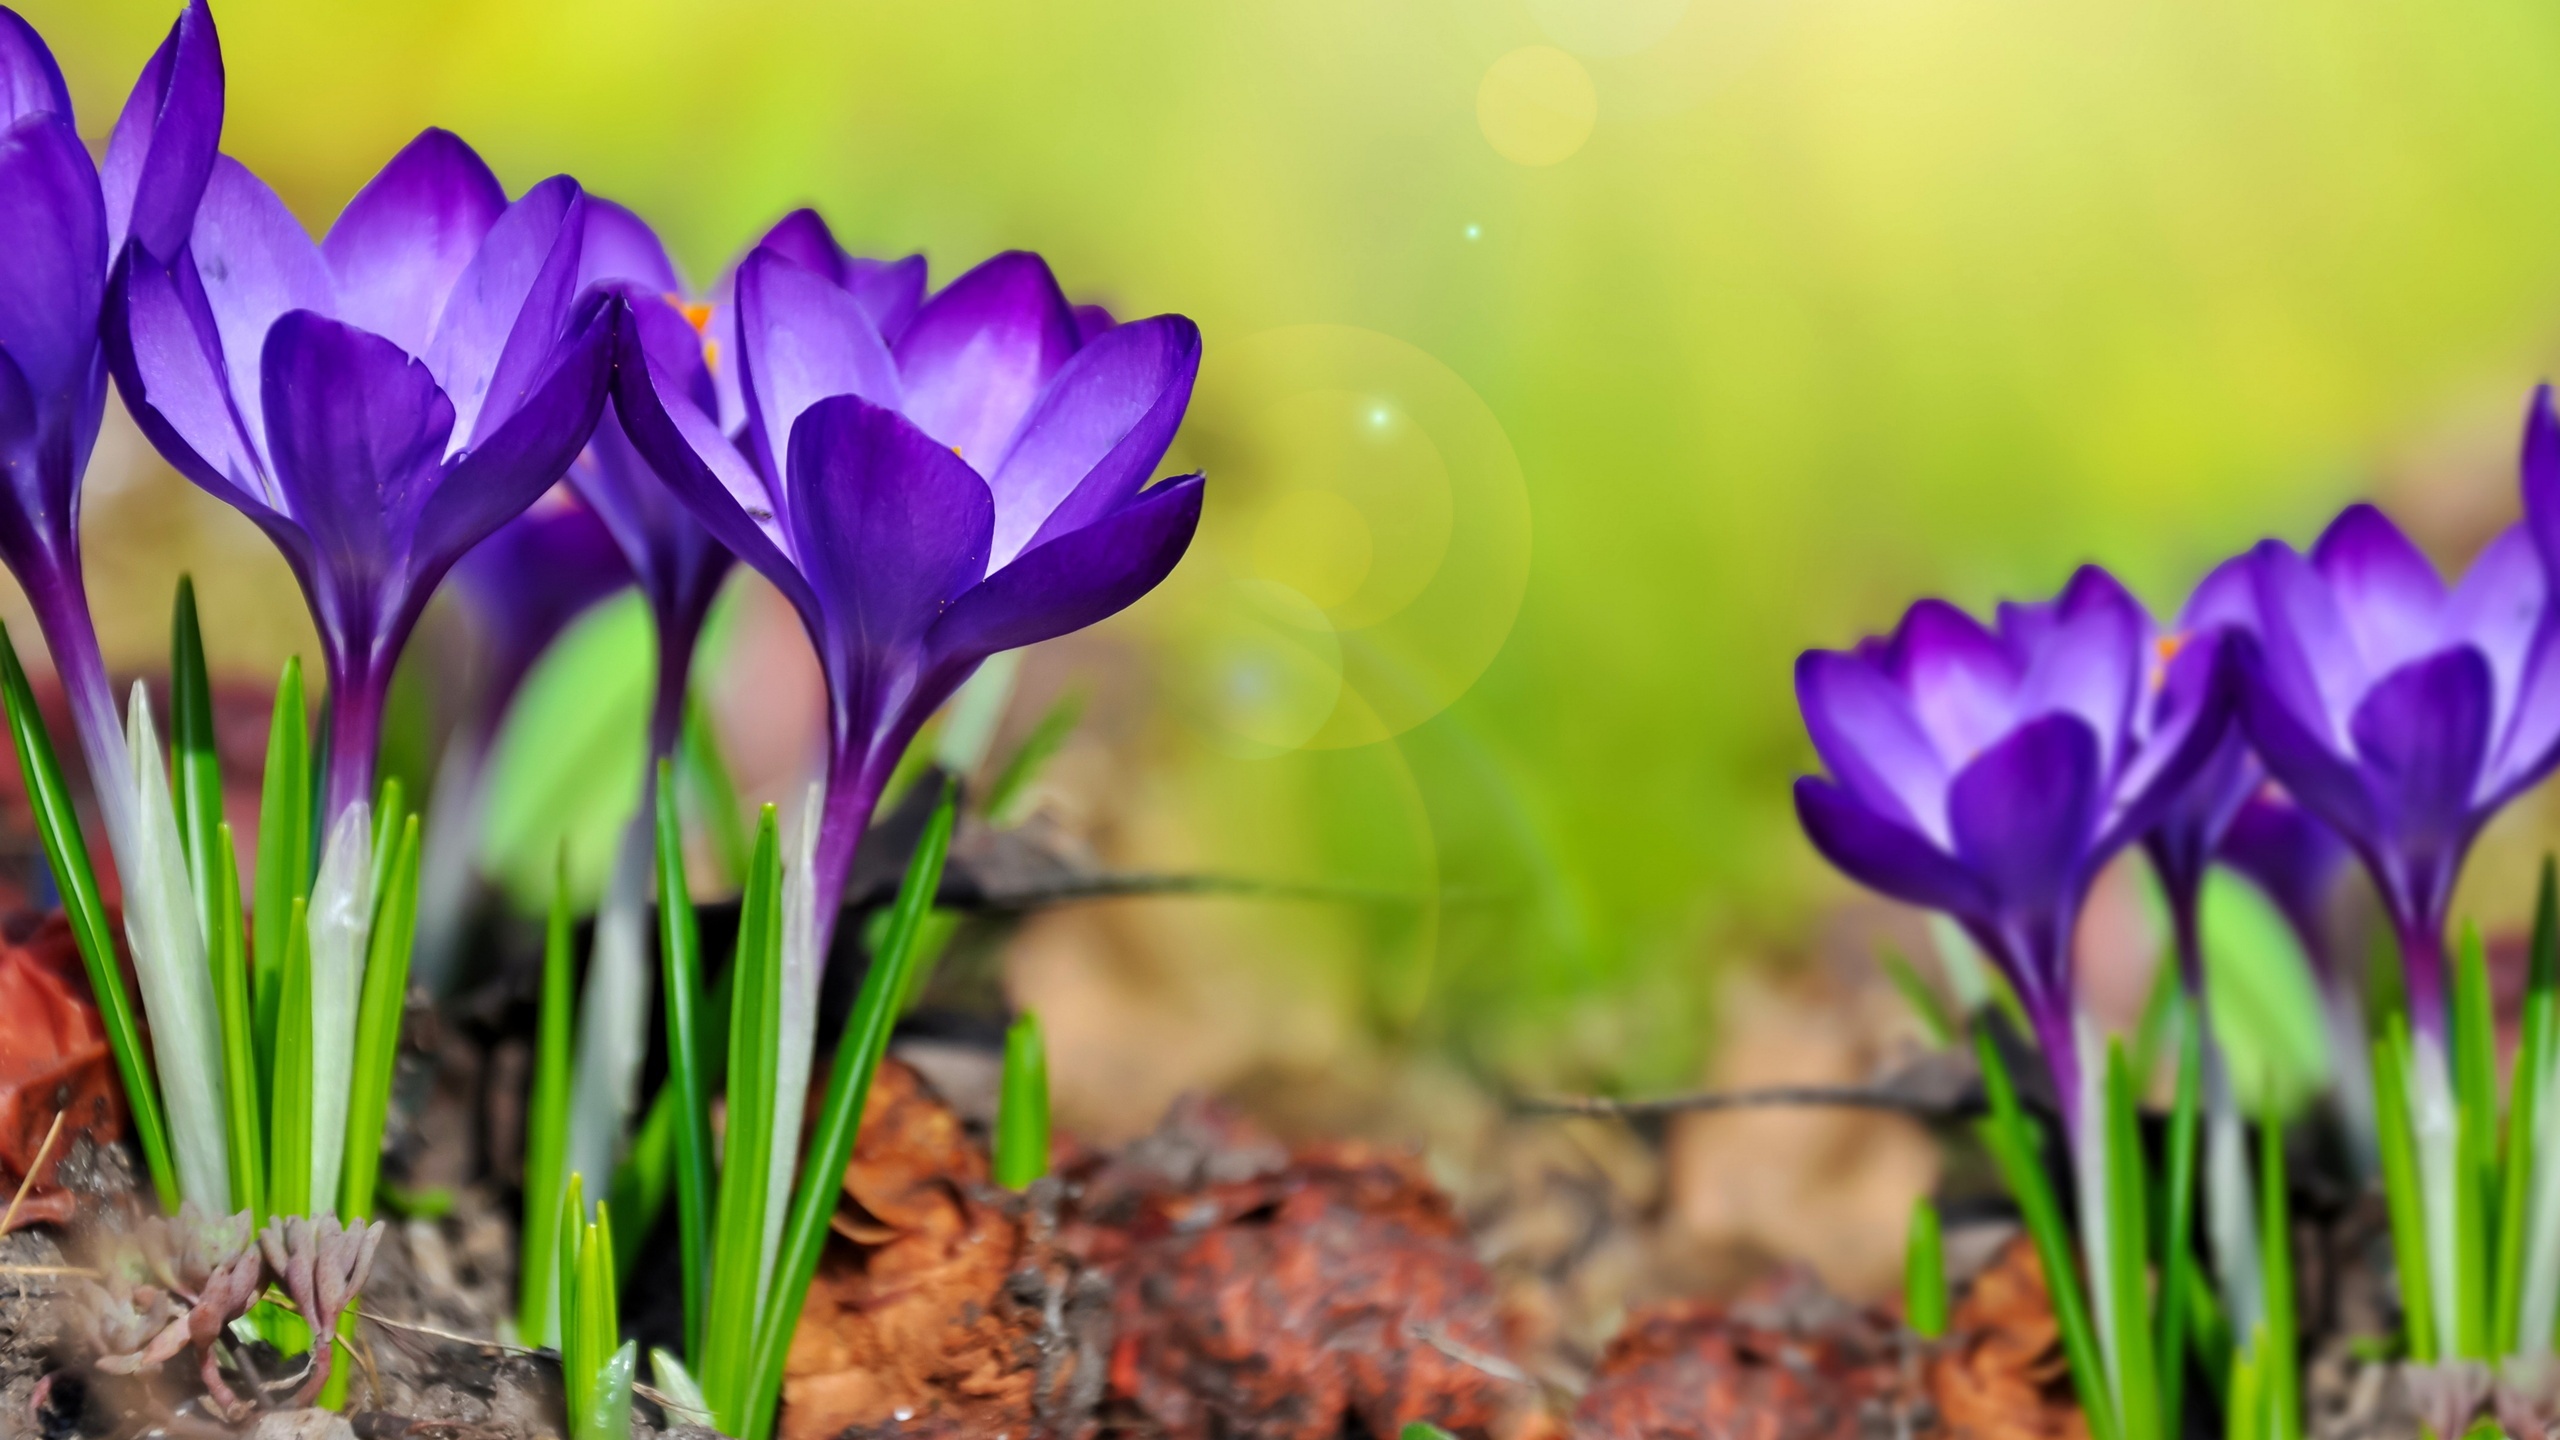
[449, 484, 631, 736]
[105, 128, 615, 824]
[2219, 787, 2352, 983]
[0, 0, 219, 863]
[2139, 555, 2266, 990]
[2225, 390, 2560, 1041]
[1793, 566, 2227, 1134]
[565, 200, 736, 759]
[613, 213, 1204, 949]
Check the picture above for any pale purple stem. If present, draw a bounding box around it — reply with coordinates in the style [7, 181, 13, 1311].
[808, 736, 897, 965]
[322, 654, 386, 826]
[21, 558, 142, 878]
[2398, 917, 2449, 1049]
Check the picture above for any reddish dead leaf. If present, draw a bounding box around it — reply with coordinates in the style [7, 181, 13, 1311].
[1067, 1095, 1535, 1440]
[0, 914, 123, 1227]
[1568, 1279, 1914, 1440]
[1925, 1234, 2092, 1440]
[780, 1059, 1049, 1440]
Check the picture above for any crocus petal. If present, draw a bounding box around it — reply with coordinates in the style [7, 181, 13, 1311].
[2180, 551, 2260, 634]
[320, 129, 504, 358]
[843, 254, 927, 344]
[2219, 791, 2348, 956]
[753, 208, 846, 285]
[1795, 649, 1950, 844]
[1879, 599, 2018, 763]
[2102, 629, 2234, 853]
[100, 0, 220, 261]
[2313, 504, 2448, 676]
[893, 250, 1079, 467]
[0, 12, 70, 129]
[2489, 610, 2560, 805]
[105, 246, 268, 509]
[260, 311, 455, 602]
[1073, 303, 1116, 344]
[1794, 775, 1989, 918]
[926, 473, 1204, 666]
[412, 296, 613, 579]
[188, 156, 334, 470]
[2443, 526, 2542, 716]
[2246, 538, 2363, 746]
[783, 395, 993, 665]
[2348, 646, 2492, 851]
[423, 174, 585, 448]
[1947, 713, 2101, 918]
[2524, 383, 2560, 578]
[988, 314, 1201, 567]
[608, 303, 811, 616]
[734, 246, 901, 485]
[577, 197, 682, 294]
[0, 116, 105, 404]
[2010, 566, 2142, 775]
[2230, 630, 2379, 845]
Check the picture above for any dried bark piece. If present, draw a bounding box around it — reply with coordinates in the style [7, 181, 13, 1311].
[780, 1059, 1056, 1440]
[1567, 1275, 1914, 1440]
[0, 914, 124, 1226]
[1924, 1234, 2091, 1440]
[1071, 1096, 1534, 1440]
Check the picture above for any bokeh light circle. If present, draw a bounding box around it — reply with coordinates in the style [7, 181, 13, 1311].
[1477, 46, 1598, 167]
[1161, 325, 1531, 753]
[1528, 0, 1692, 57]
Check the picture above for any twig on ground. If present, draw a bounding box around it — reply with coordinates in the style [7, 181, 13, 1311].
[1512, 1083, 1957, 1121]
[0, 1109, 67, 1233]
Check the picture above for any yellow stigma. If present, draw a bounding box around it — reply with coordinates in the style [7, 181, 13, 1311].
[669, 295, 714, 334]
[702, 339, 721, 374]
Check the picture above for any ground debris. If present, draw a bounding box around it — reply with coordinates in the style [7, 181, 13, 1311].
[1567, 1273, 1919, 1440]
[1064, 1094, 1543, 1440]
[0, 915, 125, 1230]
[1923, 1235, 2089, 1440]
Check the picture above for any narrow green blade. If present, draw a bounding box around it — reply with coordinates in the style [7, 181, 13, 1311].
[211, 824, 263, 1221]
[2452, 924, 2495, 1359]
[2103, 1042, 2160, 1440]
[520, 853, 577, 1348]
[652, 758, 714, 1360]
[253, 657, 311, 1109]
[0, 623, 176, 1209]
[169, 577, 224, 944]
[2373, 1024, 2433, 1361]
[993, 1010, 1051, 1190]
[559, 1173, 588, 1430]
[703, 807, 782, 1422]
[338, 816, 419, 1223]
[981, 689, 1082, 825]
[738, 784, 958, 1440]
[1904, 1194, 1948, 1339]
[267, 896, 313, 1221]
[1881, 948, 1956, 1049]
[2259, 1101, 2299, 1440]
[2156, 1003, 2201, 1433]
[679, 694, 752, 888]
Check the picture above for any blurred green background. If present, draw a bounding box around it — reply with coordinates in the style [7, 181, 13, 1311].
[23, 0, 2560, 1100]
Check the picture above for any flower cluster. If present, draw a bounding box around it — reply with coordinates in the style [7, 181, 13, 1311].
[1799, 389, 2560, 1435]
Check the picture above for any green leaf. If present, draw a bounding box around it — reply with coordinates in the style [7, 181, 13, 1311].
[2373, 1022, 2433, 1362]
[2495, 857, 2557, 1354]
[679, 693, 752, 889]
[586, 1339, 637, 1440]
[2103, 1041, 2160, 1440]
[738, 783, 958, 1440]
[703, 808, 783, 1424]
[994, 1011, 1052, 1190]
[211, 824, 263, 1221]
[982, 687, 1083, 825]
[1398, 1427, 1457, 1440]
[338, 815, 419, 1223]
[651, 758, 715, 1360]
[2155, 1003, 2201, 1432]
[1904, 1194, 1947, 1339]
[2453, 924, 2495, 1359]
[1880, 948, 1955, 1049]
[0, 624, 176, 1209]
[2258, 1100, 2299, 1440]
[123, 682, 233, 1210]
[650, 1347, 711, 1426]
[559, 1173, 590, 1431]
[170, 576, 224, 944]
[520, 854, 577, 1348]
[482, 595, 651, 913]
[253, 657, 310, 1116]
[2198, 871, 2330, 1119]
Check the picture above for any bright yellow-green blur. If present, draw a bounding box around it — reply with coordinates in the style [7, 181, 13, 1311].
[26, 0, 2560, 1090]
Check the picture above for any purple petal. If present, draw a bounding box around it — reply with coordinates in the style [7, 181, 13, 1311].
[260, 311, 455, 604]
[734, 246, 901, 485]
[1072, 303, 1116, 344]
[452, 485, 631, 710]
[320, 129, 504, 359]
[607, 301, 810, 615]
[1878, 599, 2019, 762]
[892, 250, 1079, 468]
[2231, 630, 2380, 844]
[2010, 565, 2143, 773]
[101, 0, 221, 261]
[784, 395, 993, 667]
[0, 116, 104, 403]
[986, 314, 1199, 566]
[578, 197, 681, 294]
[752, 208, 846, 285]
[2180, 551, 2260, 634]
[412, 295, 612, 579]
[2246, 538, 2363, 746]
[926, 473, 1203, 666]
[2523, 384, 2560, 579]
[2444, 526, 2543, 719]
[844, 254, 927, 344]
[2218, 790, 2349, 969]
[2348, 646, 2493, 853]
[1947, 713, 2102, 917]
[1796, 649, 1950, 844]
[187, 156, 333, 470]
[104, 244, 266, 508]
[2489, 609, 2560, 805]
[1794, 775, 1990, 917]
[2313, 503, 2447, 676]
[0, 12, 70, 129]
[2105, 629, 2236, 852]
[422, 174, 585, 448]
[570, 404, 731, 642]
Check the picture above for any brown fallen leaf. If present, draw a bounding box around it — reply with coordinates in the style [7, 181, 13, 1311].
[0, 914, 124, 1227]
[1926, 1234, 2092, 1440]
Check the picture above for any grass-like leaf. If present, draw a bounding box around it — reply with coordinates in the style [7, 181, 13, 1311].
[2102, 1041, 2160, 1440]
[703, 807, 782, 1424]
[994, 1010, 1051, 1190]
[2258, 1101, 2299, 1440]
[982, 687, 1082, 825]
[651, 758, 714, 1358]
[570, 813, 655, 1214]
[305, 802, 376, 1219]
[649, 1347, 711, 1427]
[1904, 1195, 1947, 1339]
[680, 694, 752, 888]
[2373, 1021, 2434, 1361]
[738, 782, 958, 1440]
[1879, 948, 1955, 1049]
[521, 853, 578, 1347]
[2496, 858, 2558, 1354]
[0, 624, 177, 1209]
[265, 895, 315, 1357]
[1973, 1022, 2121, 1440]
[2516, 860, 2560, 1350]
[340, 815, 419, 1223]
[2156, 1004, 2202, 1431]
[254, 658, 311, 1105]
[212, 824, 263, 1220]
[2451, 926, 2495, 1359]
[586, 1340, 636, 1440]
[559, 1173, 591, 1431]
[170, 578, 224, 943]
[124, 682, 231, 1210]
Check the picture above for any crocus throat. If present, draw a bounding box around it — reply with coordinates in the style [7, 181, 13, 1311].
[21, 556, 144, 879]
[1965, 908, 2087, 1142]
[322, 654, 389, 826]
